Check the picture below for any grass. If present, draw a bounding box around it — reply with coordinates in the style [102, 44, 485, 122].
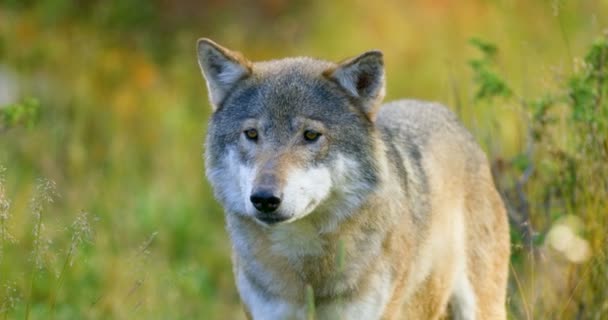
[0, 1, 607, 319]
[469, 31, 608, 319]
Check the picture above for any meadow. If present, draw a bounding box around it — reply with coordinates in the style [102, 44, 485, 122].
[0, 1, 607, 319]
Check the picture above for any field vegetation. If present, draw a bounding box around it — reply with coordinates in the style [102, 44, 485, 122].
[0, 1, 606, 319]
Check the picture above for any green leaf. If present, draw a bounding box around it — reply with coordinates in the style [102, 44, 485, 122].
[468, 38, 512, 102]
[511, 153, 531, 172]
[0, 97, 41, 131]
[469, 37, 498, 58]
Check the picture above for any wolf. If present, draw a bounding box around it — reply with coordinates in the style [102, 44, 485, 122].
[196, 38, 510, 320]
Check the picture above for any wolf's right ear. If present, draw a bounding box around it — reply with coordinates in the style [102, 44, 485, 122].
[197, 38, 252, 110]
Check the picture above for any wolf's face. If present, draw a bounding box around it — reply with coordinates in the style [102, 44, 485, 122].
[198, 39, 385, 226]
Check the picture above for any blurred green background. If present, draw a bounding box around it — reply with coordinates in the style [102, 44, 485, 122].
[0, 1, 607, 319]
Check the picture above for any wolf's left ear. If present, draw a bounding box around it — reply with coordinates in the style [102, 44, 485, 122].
[197, 38, 252, 109]
[324, 51, 386, 120]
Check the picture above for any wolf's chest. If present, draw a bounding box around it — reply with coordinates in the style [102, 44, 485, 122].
[268, 222, 327, 261]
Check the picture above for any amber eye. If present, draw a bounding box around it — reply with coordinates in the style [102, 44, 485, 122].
[244, 128, 258, 140]
[303, 130, 321, 142]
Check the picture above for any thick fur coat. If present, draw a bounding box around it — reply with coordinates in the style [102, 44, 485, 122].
[197, 39, 510, 320]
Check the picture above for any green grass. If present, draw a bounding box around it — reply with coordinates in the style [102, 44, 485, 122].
[0, 1, 607, 319]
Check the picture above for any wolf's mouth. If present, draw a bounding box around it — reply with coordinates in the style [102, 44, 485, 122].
[255, 213, 290, 225]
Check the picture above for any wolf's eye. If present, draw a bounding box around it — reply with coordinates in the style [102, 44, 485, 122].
[244, 128, 258, 141]
[303, 130, 321, 142]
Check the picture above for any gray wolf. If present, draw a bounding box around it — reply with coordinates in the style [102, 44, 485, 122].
[196, 38, 510, 319]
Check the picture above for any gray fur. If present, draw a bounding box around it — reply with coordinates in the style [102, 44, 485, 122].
[205, 57, 381, 217]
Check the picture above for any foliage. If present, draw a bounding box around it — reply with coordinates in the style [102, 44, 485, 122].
[0, 98, 40, 132]
[468, 38, 512, 101]
[470, 34, 608, 319]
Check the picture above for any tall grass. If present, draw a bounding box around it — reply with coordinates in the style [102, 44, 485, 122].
[49, 210, 94, 318]
[0, 166, 17, 319]
[25, 178, 57, 320]
[0, 168, 164, 319]
[0, 1, 607, 318]
[469, 34, 608, 319]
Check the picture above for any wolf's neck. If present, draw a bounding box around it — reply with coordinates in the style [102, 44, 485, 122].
[228, 196, 396, 298]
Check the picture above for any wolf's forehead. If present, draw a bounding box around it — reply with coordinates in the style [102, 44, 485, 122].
[258, 78, 335, 109]
[224, 63, 350, 121]
[254, 58, 341, 109]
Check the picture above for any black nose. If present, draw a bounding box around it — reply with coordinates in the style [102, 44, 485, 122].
[250, 190, 281, 213]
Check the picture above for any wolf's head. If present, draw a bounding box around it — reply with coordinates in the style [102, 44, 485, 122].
[198, 39, 384, 227]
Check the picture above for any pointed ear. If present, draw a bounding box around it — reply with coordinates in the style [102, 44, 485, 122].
[324, 51, 386, 119]
[197, 38, 252, 109]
